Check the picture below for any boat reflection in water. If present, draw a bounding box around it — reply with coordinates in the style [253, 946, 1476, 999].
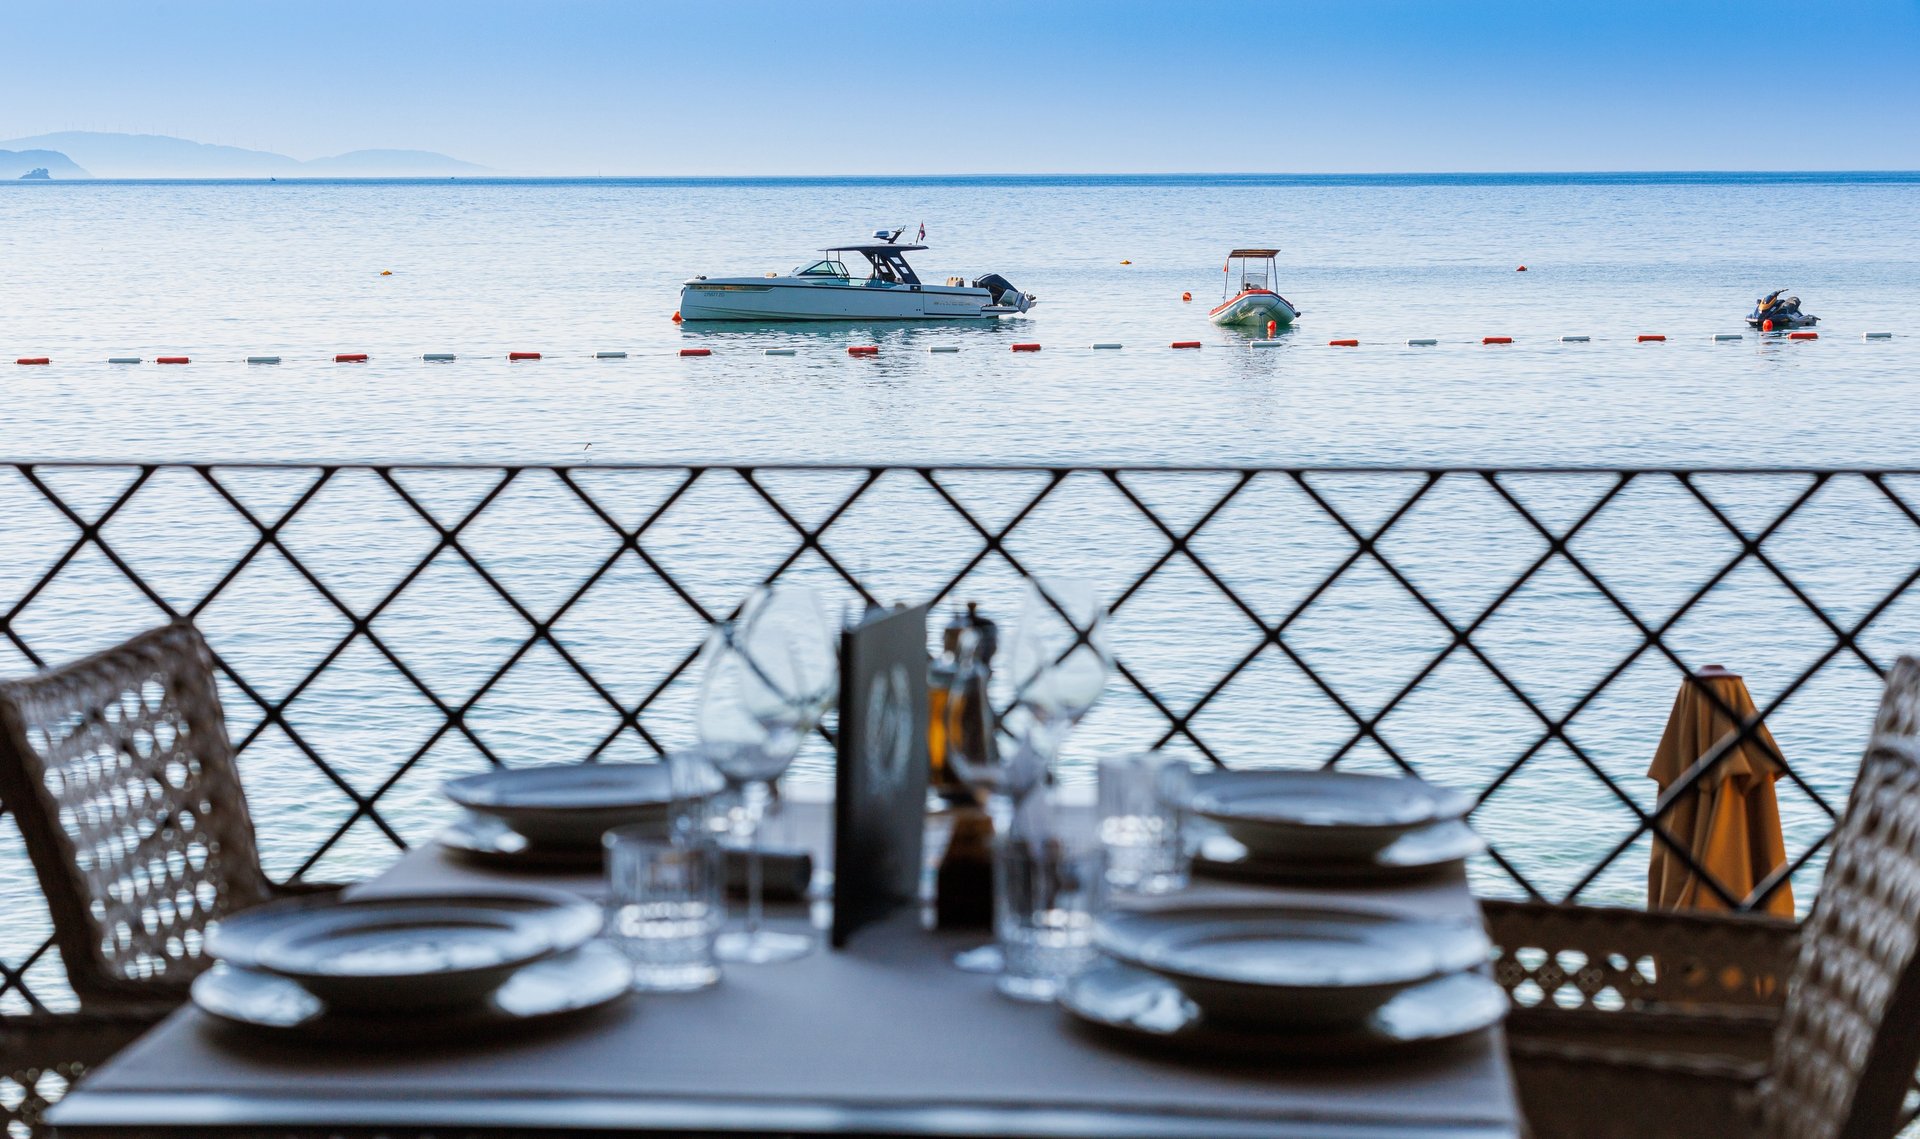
[679, 228, 1036, 322]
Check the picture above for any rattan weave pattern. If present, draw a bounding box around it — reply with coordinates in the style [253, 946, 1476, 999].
[0, 621, 274, 1006]
[1757, 655, 1920, 1139]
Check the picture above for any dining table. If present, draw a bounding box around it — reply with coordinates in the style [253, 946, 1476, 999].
[48, 793, 1525, 1138]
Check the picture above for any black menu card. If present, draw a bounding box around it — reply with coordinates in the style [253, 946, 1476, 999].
[831, 603, 931, 948]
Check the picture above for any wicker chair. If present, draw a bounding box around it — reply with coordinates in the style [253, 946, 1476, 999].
[0, 621, 336, 1137]
[1493, 655, 1920, 1139]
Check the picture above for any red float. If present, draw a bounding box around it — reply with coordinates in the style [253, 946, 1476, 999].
[680, 348, 711, 357]
[509, 351, 541, 360]
[1637, 335, 1665, 343]
[848, 345, 879, 356]
[1329, 339, 1359, 347]
[15, 357, 49, 365]
[1483, 336, 1513, 345]
[1011, 343, 1041, 352]
[335, 353, 369, 363]
[157, 356, 189, 364]
[1171, 340, 1202, 349]
[1789, 331, 1819, 340]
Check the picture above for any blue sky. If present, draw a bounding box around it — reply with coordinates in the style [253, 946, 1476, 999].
[3, 0, 1917, 174]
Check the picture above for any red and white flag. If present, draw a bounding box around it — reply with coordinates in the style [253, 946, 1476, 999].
[917, 221, 926, 242]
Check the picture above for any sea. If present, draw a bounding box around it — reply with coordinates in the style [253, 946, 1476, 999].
[2, 173, 1919, 1005]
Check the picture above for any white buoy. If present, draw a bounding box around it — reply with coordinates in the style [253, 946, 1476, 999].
[1249, 340, 1284, 349]
[1091, 343, 1123, 350]
[929, 345, 960, 353]
[1713, 334, 1743, 342]
[246, 356, 281, 364]
[765, 348, 797, 356]
[1406, 338, 1438, 347]
[1865, 332, 1894, 340]
[595, 351, 627, 359]
[423, 353, 456, 362]
[1560, 335, 1590, 343]
[107, 357, 141, 364]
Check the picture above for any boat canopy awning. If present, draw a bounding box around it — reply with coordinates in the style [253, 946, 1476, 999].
[1227, 249, 1281, 258]
[823, 243, 929, 254]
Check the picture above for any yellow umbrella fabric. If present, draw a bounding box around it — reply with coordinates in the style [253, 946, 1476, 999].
[1645, 666, 1794, 917]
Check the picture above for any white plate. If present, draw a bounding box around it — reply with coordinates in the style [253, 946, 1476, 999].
[1095, 902, 1490, 1026]
[1186, 771, 1471, 859]
[211, 889, 601, 1012]
[1192, 820, 1485, 886]
[192, 943, 630, 1041]
[443, 763, 674, 848]
[1060, 961, 1505, 1058]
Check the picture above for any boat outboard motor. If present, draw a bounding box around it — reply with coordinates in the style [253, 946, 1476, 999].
[972, 272, 1033, 311]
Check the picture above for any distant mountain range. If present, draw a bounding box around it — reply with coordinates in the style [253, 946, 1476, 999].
[0, 132, 487, 179]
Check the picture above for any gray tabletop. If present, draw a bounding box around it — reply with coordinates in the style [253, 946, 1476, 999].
[51, 805, 1521, 1138]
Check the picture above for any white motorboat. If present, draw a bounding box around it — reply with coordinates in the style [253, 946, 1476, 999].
[679, 229, 1036, 322]
[1208, 249, 1301, 328]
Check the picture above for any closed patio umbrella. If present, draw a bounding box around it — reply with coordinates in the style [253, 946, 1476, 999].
[1646, 665, 1794, 917]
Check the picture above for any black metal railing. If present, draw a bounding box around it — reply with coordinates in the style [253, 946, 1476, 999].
[4, 461, 1918, 1012]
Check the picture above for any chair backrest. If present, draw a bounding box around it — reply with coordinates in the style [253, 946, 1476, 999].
[1759, 655, 1920, 1139]
[0, 621, 274, 1006]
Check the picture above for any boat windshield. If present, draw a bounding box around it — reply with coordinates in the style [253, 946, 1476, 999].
[793, 259, 850, 278]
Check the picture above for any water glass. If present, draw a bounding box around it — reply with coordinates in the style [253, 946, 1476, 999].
[993, 819, 1106, 1002]
[604, 827, 723, 992]
[666, 747, 734, 844]
[1097, 752, 1192, 894]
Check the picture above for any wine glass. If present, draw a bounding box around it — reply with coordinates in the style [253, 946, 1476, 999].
[999, 577, 1115, 829]
[948, 576, 1113, 974]
[696, 583, 838, 964]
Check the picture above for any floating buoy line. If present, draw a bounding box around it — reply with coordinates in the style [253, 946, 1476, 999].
[7, 329, 1901, 368]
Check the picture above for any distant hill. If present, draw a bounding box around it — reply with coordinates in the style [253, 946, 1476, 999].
[0, 132, 486, 178]
[0, 148, 90, 179]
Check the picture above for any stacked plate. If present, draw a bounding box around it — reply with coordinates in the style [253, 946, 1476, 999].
[1066, 899, 1503, 1057]
[439, 763, 677, 867]
[194, 888, 627, 1040]
[1185, 770, 1483, 885]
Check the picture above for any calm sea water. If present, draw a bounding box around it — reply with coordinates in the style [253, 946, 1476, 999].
[3, 175, 1919, 1006]
[2, 173, 1918, 465]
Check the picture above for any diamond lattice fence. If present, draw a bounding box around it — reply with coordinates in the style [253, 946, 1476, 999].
[5, 462, 1920, 1013]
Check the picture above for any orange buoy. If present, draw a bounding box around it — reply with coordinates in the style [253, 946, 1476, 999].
[1789, 331, 1819, 340]
[1267, 320, 1278, 336]
[1171, 340, 1202, 349]
[1516, 265, 1528, 272]
[848, 345, 879, 356]
[1011, 343, 1041, 352]
[1762, 319, 1774, 332]
[1483, 336, 1513, 345]
[335, 352, 369, 363]
[15, 357, 49, 365]
[680, 347, 711, 357]
[1329, 339, 1359, 347]
[157, 356, 189, 364]
[671, 311, 683, 323]
[1121, 260, 1132, 265]
[1636, 335, 1665, 343]
[509, 351, 541, 361]
[1181, 292, 1192, 302]
[380, 270, 393, 276]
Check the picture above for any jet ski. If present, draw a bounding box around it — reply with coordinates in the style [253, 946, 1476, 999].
[1747, 289, 1818, 330]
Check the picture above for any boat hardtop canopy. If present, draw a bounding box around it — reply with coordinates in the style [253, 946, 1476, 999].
[1227, 248, 1281, 259]
[823, 242, 929, 255]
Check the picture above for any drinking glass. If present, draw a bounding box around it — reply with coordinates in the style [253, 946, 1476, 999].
[1097, 752, 1192, 895]
[697, 584, 838, 964]
[999, 577, 1115, 830]
[993, 803, 1105, 1002]
[604, 827, 723, 992]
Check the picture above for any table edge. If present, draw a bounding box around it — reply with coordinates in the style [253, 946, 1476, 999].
[48, 1089, 1517, 1138]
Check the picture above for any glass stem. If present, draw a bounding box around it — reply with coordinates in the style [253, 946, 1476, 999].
[746, 826, 766, 938]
